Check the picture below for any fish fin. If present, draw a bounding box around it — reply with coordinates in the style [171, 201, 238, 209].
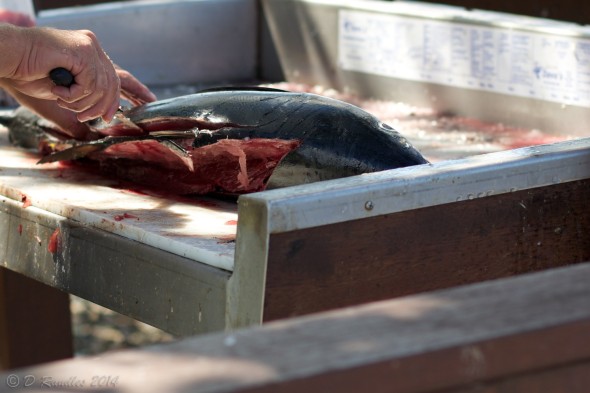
[196, 86, 290, 94]
[157, 139, 195, 172]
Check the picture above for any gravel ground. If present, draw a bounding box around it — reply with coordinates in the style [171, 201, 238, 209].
[70, 295, 175, 356]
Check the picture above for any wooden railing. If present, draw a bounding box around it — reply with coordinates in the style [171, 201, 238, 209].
[1, 262, 589, 392]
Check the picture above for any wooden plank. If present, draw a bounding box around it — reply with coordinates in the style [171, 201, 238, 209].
[0, 267, 72, 370]
[448, 362, 590, 393]
[264, 179, 590, 321]
[0, 262, 589, 393]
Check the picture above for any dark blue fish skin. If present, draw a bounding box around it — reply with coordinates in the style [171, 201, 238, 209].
[0, 107, 63, 150]
[123, 90, 429, 188]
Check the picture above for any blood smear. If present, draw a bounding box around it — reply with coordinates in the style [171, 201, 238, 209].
[114, 213, 139, 221]
[21, 193, 31, 208]
[48, 228, 60, 254]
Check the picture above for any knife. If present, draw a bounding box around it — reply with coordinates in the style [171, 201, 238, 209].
[37, 133, 193, 167]
[49, 67, 142, 131]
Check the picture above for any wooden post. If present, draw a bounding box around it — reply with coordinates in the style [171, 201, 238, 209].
[0, 267, 73, 370]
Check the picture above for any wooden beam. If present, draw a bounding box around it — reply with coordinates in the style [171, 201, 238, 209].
[0, 268, 73, 370]
[264, 179, 590, 320]
[1, 262, 589, 392]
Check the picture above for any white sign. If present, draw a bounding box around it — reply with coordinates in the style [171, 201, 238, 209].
[339, 10, 590, 107]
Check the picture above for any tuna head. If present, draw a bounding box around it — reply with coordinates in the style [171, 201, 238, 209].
[169, 91, 429, 188]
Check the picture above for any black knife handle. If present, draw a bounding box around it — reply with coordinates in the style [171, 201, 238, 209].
[49, 67, 75, 87]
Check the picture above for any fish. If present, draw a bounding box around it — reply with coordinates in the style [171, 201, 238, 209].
[0, 106, 65, 154]
[3, 88, 429, 195]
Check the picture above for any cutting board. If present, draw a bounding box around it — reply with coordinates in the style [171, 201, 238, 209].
[0, 128, 237, 271]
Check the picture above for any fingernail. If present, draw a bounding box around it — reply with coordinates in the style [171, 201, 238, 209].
[105, 107, 118, 122]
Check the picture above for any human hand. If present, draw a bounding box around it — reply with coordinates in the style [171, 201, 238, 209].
[1, 65, 157, 140]
[1, 26, 121, 122]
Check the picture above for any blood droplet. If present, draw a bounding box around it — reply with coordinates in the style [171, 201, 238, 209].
[21, 193, 31, 208]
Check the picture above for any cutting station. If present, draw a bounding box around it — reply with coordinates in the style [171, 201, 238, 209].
[0, 0, 589, 389]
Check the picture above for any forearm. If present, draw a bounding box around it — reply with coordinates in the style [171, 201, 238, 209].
[0, 23, 26, 79]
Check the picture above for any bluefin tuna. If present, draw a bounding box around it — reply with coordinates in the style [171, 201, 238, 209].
[3, 88, 429, 194]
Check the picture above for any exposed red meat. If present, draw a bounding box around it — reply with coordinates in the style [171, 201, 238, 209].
[94, 123, 145, 137]
[94, 138, 300, 195]
[99, 139, 195, 171]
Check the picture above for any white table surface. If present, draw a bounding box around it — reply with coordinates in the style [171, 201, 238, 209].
[0, 127, 237, 271]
